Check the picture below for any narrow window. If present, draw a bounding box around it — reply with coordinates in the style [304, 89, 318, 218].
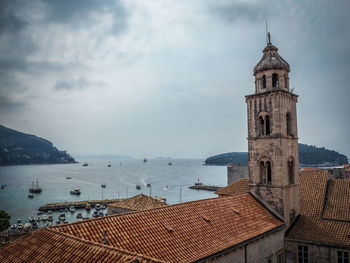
[288, 159, 295, 184]
[267, 161, 272, 184]
[285, 75, 288, 90]
[262, 75, 266, 89]
[338, 251, 349, 263]
[260, 161, 265, 184]
[298, 245, 308, 263]
[272, 73, 279, 88]
[290, 209, 296, 222]
[277, 251, 284, 263]
[287, 112, 292, 136]
[259, 116, 264, 136]
[265, 115, 270, 135]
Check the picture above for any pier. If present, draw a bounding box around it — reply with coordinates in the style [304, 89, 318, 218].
[188, 185, 222, 191]
[39, 199, 123, 211]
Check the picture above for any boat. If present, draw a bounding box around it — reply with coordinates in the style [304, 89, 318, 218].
[48, 215, 53, 221]
[29, 216, 35, 222]
[101, 184, 106, 188]
[85, 203, 91, 211]
[83, 163, 88, 167]
[23, 223, 31, 230]
[10, 224, 17, 229]
[143, 158, 147, 163]
[1, 184, 7, 189]
[17, 224, 23, 230]
[95, 204, 101, 210]
[59, 209, 64, 212]
[17, 219, 21, 223]
[47, 210, 52, 214]
[70, 189, 81, 195]
[99, 211, 104, 217]
[56, 221, 61, 225]
[59, 214, 66, 221]
[66, 176, 72, 179]
[69, 206, 75, 212]
[136, 184, 141, 190]
[28, 194, 34, 198]
[147, 183, 151, 187]
[168, 162, 173, 166]
[37, 211, 43, 215]
[64, 208, 69, 212]
[76, 213, 83, 219]
[36, 216, 41, 222]
[45, 222, 52, 227]
[92, 211, 99, 218]
[101, 205, 106, 210]
[42, 214, 48, 221]
[107, 163, 111, 167]
[32, 222, 38, 228]
[64, 221, 69, 224]
[29, 179, 42, 193]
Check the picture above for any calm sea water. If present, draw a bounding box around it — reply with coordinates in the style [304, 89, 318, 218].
[0, 159, 226, 226]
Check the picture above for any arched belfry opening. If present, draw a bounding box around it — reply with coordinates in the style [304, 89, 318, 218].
[272, 73, 279, 88]
[258, 159, 272, 185]
[262, 75, 266, 89]
[288, 157, 295, 184]
[258, 112, 271, 136]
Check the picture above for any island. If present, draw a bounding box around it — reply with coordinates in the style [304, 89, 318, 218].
[0, 124, 77, 165]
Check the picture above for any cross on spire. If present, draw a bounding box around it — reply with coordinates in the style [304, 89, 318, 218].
[267, 32, 271, 44]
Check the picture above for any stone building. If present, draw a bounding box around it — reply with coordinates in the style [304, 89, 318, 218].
[227, 163, 248, 185]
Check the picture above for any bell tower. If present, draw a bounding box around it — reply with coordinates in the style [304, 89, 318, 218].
[246, 33, 300, 225]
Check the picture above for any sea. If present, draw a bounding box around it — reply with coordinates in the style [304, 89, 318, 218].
[0, 158, 226, 226]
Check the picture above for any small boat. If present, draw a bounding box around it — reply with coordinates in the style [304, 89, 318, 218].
[10, 224, 17, 229]
[59, 214, 66, 221]
[101, 184, 106, 188]
[59, 209, 64, 213]
[101, 205, 106, 210]
[143, 158, 147, 163]
[147, 183, 151, 187]
[64, 208, 69, 212]
[168, 162, 173, 166]
[95, 204, 101, 210]
[17, 219, 21, 223]
[47, 210, 52, 214]
[42, 214, 48, 221]
[37, 211, 43, 215]
[48, 215, 53, 221]
[99, 211, 104, 217]
[85, 203, 91, 211]
[66, 176, 72, 179]
[70, 189, 81, 195]
[45, 222, 52, 227]
[28, 194, 34, 199]
[17, 224, 23, 230]
[92, 211, 99, 218]
[1, 184, 7, 189]
[107, 163, 111, 167]
[23, 223, 31, 230]
[136, 184, 141, 190]
[69, 206, 75, 212]
[29, 216, 35, 222]
[83, 163, 88, 167]
[29, 179, 42, 193]
[36, 216, 41, 222]
[76, 213, 83, 219]
[32, 222, 38, 228]
[64, 221, 69, 224]
[56, 221, 61, 225]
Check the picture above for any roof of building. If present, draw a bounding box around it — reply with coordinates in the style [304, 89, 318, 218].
[108, 194, 167, 211]
[0, 194, 284, 263]
[215, 179, 249, 197]
[0, 228, 164, 263]
[253, 41, 290, 75]
[286, 170, 350, 248]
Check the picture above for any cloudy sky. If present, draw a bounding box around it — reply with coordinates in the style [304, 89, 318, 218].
[1, 0, 349, 159]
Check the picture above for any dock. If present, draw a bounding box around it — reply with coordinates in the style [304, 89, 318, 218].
[39, 199, 124, 211]
[188, 185, 222, 191]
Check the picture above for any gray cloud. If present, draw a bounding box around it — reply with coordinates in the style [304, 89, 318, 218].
[54, 78, 89, 90]
[0, 0, 27, 34]
[0, 95, 25, 111]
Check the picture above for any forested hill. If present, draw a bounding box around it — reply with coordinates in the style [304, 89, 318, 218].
[0, 124, 76, 165]
[205, 143, 348, 166]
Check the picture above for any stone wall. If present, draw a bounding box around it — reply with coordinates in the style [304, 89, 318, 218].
[107, 206, 135, 215]
[285, 240, 350, 263]
[227, 164, 249, 185]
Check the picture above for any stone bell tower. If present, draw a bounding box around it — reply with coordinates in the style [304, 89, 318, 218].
[246, 33, 300, 225]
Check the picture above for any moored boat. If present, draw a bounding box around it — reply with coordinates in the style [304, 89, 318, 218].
[48, 215, 53, 221]
[17, 224, 23, 230]
[29, 216, 35, 222]
[59, 214, 66, 221]
[70, 189, 81, 195]
[16, 219, 21, 223]
[42, 214, 48, 221]
[23, 223, 31, 230]
[32, 222, 38, 228]
[136, 184, 141, 190]
[95, 204, 101, 210]
[10, 224, 17, 229]
[85, 203, 91, 211]
[69, 206, 75, 212]
[76, 213, 83, 219]
[101, 184, 106, 188]
[82, 163, 88, 167]
[29, 179, 42, 193]
[28, 194, 34, 199]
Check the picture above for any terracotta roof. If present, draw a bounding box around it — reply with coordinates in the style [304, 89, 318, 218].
[0, 228, 165, 263]
[286, 170, 350, 248]
[52, 194, 283, 263]
[215, 179, 249, 197]
[108, 194, 167, 211]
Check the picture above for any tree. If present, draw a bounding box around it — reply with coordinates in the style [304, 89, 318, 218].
[0, 210, 11, 231]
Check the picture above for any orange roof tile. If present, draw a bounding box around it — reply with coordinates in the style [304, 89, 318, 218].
[108, 194, 167, 211]
[54, 194, 283, 262]
[215, 179, 249, 197]
[286, 170, 350, 248]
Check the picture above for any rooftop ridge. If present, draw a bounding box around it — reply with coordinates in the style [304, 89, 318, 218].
[46, 227, 167, 262]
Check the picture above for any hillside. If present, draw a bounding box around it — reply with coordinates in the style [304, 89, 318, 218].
[0, 124, 77, 165]
[205, 143, 348, 166]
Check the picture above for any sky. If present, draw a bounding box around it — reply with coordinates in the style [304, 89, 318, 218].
[0, 0, 349, 159]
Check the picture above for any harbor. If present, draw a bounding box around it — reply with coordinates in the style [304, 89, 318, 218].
[39, 198, 123, 211]
[188, 184, 222, 191]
